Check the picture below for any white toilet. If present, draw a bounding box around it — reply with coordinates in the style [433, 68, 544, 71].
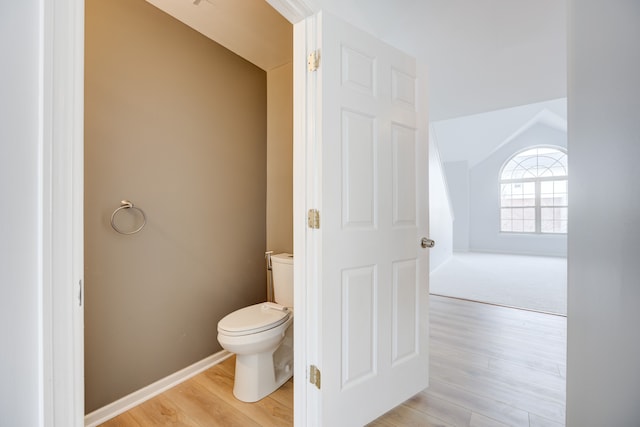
[217, 253, 294, 402]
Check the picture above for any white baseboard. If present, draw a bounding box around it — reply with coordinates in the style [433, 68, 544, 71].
[84, 350, 233, 427]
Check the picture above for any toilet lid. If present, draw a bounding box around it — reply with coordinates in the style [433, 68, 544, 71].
[218, 303, 291, 336]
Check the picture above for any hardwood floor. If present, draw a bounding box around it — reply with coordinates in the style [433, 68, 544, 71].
[369, 296, 566, 427]
[99, 295, 566, 426]
[99, 357, 293, 427]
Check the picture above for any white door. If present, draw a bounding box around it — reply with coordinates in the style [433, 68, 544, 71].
[297, 11, 430, 426]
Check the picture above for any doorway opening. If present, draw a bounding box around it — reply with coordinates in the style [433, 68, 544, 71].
[426, 101, 567, 426]
[83, 0, 293, 422]
[429, 99, 568, 316]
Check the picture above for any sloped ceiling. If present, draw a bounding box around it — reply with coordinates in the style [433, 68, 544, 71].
[146, 0, 292, 71]
[432, 98, 567, 167]
[146, 0, 565, 121]
[308, 0, 567, 121]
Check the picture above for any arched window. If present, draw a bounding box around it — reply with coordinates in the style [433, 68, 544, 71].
[500, 147, 568, 234]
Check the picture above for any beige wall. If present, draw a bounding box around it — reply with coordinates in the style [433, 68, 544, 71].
[84, 0, 290, 412]
[266, 63, 294, 254]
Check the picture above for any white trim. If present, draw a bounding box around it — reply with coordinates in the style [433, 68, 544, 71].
[302, 12, 322, 425]
[265, 0, 314, 24]
[43, 0, 85, 426]
[84, 351, 233, 427]
[293, 14, 310, 427]
[288, 3, 315, 427]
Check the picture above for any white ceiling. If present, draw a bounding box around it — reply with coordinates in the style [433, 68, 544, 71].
[432, 98, 567, 166]
[146, 0, 566, 122]
[310, 0, 567, 121]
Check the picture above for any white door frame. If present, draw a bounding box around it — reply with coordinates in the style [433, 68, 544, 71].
[264, 2, 319, 425]
[42, 0, 85, 425]
[45, 0, 315, 425]
[290, 11, 319, 426]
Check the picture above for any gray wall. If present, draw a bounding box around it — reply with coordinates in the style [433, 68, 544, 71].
[567, 0, 640, 424]
[84, 0, 275, 412]
[468, 123, 567, 256]
[266, 63, 294, 255]
[0, 1, 41, 425]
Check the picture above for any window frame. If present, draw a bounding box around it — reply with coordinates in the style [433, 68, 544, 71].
[499, 146, 568, 235]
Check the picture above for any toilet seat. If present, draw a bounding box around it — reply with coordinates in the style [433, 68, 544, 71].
[218, 303, 291, 337]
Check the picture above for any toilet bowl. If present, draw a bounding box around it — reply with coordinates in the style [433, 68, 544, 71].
[217, 253, 294, 402]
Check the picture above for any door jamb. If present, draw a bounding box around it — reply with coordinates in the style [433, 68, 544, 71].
[291, 11, 319, 427]
[43, 0, 85, 425]
[266, 1, 318, 425]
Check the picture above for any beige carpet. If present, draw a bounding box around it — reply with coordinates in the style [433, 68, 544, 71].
[430, 252, 567, 315]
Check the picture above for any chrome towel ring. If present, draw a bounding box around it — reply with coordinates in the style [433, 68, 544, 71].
[110, 200, 146, 235]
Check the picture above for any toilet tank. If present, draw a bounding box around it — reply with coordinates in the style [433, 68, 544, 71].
[271, 253, 294, 308]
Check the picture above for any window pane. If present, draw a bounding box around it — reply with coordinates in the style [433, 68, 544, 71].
[554, 180, 568, 205]
[559, 207, 568, 220]
[523, 182, 535, 207]
[503, 182, 535, 207]
[523, 182, 534, 194]
[501, 207, 537, 233]
[520, 157, 539, 178]
[541, 179, 568, 207]
[501, 147, 567, 180]
[513, 183, 523, 194]
[524, 208, 535, 220]
[554, 180, 568, 193]
[539, 166, 554, 178]
[501, 208, 513, 232]
[511, 183, 523, 207]
[541, 194, 556, 207]
[556, 220, 568, 233]
[540, 207, 568, 234]
[541, 181, 554, 193]
[550, 164, 568, 176]
[501, 184, 513, 207]
[523, 220, 535, 232]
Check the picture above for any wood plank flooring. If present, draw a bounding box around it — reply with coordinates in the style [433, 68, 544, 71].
[99, 295, 566, 426]
[99, 357, 293, 427]
[369, 296, 566, 427]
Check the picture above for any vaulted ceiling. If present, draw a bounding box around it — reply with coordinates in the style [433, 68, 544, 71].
[311, 0, 567, 121]
[433, 98, 567, 165]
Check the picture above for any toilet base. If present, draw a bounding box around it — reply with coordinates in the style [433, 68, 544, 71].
[232, 324, 293, 402]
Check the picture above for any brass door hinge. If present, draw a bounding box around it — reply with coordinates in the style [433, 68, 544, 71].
[307, 209, 320, 229]
[309, 364, 321, 389]
[307, 50, 320, 71]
